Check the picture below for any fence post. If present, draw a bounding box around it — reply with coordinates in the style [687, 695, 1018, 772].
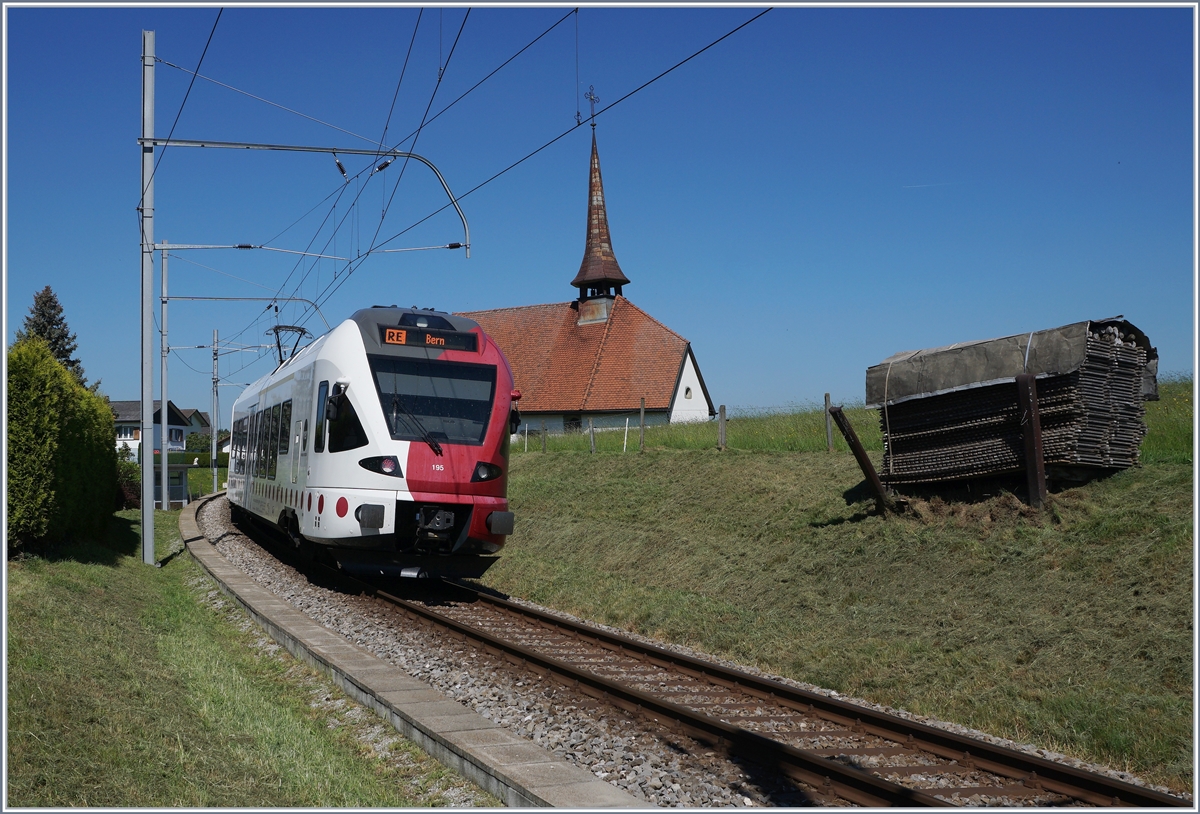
[541, 419, 547, 453]
[825, 393, 834, 452]
[1016, 374, 1047, 509]
[589, 417, 596, 454]
[639, 398, 645, 453]
[718, 405, 727, 450]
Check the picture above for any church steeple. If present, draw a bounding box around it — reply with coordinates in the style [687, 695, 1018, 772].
[571, 132, 630, 302]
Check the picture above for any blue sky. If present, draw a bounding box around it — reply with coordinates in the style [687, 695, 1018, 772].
[5, 5, 1195, 428]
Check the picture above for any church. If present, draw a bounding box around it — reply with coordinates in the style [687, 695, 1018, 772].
[459, 134, 715, 434]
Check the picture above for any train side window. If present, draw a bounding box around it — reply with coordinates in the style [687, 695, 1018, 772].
[328, 394, 369, 453]
[242, 416, 250, 474]
[257, 409, 269, 478]
[248, 411, 259, 477]
[278, 400, 292, 456]
[243, 415, 249, 475]
[267, 403, 281, 479]
[234, 418, 245, 475]
[231, 418, 240, 475]
[314, 381, 328, 453]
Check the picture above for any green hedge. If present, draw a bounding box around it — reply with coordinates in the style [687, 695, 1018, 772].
[7, 338, 116, 549]
[150, 451, 229, 468]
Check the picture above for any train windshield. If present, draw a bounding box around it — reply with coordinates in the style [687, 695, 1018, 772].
[368, 356, 495, 446]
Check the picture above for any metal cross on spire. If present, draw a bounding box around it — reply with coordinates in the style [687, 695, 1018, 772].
[585, 85, 599, 130]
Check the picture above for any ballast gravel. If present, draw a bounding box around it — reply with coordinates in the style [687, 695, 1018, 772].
[196, 498, 1186, 808]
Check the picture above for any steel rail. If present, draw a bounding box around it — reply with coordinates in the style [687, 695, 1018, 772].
[203, 502, 1186, 808]
[447, 581, 1189, 808]
[376, 585, 948, 808]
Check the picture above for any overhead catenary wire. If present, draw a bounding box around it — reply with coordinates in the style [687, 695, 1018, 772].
[305, 6, 774, 321]
[240, 9, 577, 340]
[151, 10, 601, 372]
[273, 7, 573, 318]
[575, 8, 582, 125]
[371, 9, 470, 245]
[167, 253, 281, 292]
[210, 9, 772, 368]
[157, 58, 381, 147]
[387, 8, 577, 152]
[382, 7, 772, 248]
[294, 10, 472, 326]
[140, 9, 222, 202]
[300, 7, 772, 324]
[375, 9, 424, 164]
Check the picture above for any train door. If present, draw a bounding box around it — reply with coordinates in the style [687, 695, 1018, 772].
[292, 419, 303, 484]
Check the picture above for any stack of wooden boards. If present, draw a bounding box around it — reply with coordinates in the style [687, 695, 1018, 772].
[865, 319, 1156, 485]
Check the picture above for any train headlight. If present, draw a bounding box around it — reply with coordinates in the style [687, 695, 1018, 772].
[359, 456, 404, 477]
[471, 462, 503, 482]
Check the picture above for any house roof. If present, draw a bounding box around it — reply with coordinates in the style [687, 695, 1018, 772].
[179, 408, 212, 428]
[570, 133, 630, 291]
[109, 400, 194, 427]
[458, 296, 700, 415]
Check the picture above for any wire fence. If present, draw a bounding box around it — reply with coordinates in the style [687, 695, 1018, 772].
[510, 402, 882, 454]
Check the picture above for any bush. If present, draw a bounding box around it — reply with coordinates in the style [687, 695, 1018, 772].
[7, 338, 116, 550]
[116, 443, 140, 510]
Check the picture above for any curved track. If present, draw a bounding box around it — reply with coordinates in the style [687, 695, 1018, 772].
[198, 495, 1189, 807]
[377, 583, 1187, 808]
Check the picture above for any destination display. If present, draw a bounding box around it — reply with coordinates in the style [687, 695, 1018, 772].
[381, 326, 478, 352]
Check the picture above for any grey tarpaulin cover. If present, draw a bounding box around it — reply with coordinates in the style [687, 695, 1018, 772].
[865, 318, 1158, 409]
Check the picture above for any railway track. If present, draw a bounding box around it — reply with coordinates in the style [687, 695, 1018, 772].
[202, 497, 1188, 807]
[374, 582, 1187, 808]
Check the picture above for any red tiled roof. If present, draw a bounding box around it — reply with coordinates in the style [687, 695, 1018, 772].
[458, 297, 688, 414]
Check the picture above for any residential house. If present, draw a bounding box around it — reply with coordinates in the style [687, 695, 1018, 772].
[110, 399, 205, 457]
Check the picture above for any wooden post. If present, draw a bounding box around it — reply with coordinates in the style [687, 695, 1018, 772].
[829, 406, 893, 514]
[589, 417, 596, 454]
[718, 405, 727, 450]
[639, 398, 645, 453]
[825, 393, 834, 452]
[541, 419, 547, 453]
[1016, 374, 1047, 509]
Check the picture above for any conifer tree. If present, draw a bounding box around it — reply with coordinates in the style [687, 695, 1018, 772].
[15, 286, 86, 385]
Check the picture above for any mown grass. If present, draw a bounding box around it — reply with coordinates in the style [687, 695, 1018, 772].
[1142, 375, 1194, 464]
[7, 509, 493, 807]
[188, 466, 228, 498]
[489, 377, 1193, 791]
[516, 403, 882, 454]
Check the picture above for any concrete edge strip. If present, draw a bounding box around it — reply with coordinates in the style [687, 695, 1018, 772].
[179, 494, 643, 810]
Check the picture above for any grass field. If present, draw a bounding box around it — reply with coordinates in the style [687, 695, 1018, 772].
[6, 509, 494, 807]
[10, 379, 1190, 801]
[490, 377, 1194, 791]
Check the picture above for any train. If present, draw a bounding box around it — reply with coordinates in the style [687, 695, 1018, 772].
[226, 305, 520, 579]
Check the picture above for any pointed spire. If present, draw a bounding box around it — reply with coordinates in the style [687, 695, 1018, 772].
[571, 132, 629, 298]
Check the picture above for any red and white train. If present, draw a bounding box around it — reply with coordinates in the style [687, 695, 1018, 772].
[227, 306, 520, 578]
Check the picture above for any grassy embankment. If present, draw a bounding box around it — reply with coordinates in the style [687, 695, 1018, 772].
[7, 510, 496, 807]
[490, 376, 1194, 791]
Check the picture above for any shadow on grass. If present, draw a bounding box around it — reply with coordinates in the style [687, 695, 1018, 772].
[880, 470, 1114, 508]
[7, 513, 141, 567]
